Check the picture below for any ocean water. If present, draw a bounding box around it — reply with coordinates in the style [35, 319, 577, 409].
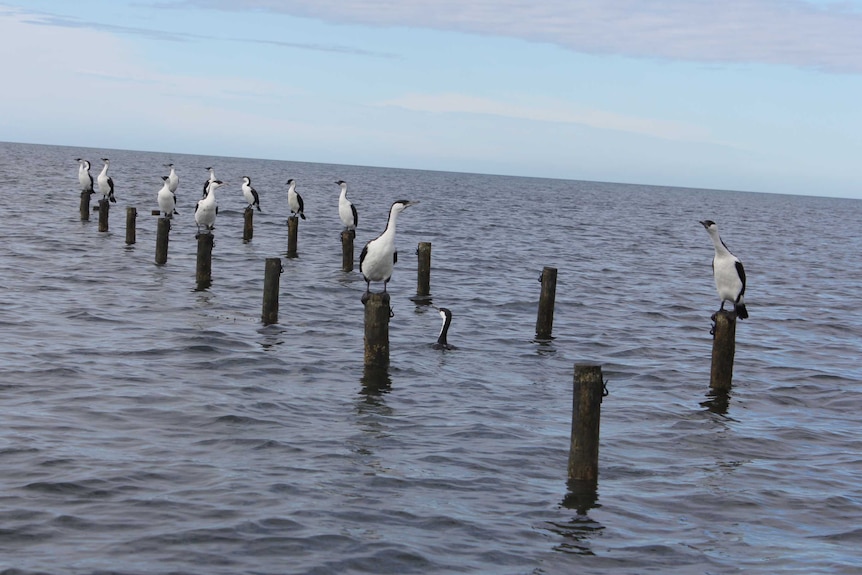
[0, 140, 861, 574]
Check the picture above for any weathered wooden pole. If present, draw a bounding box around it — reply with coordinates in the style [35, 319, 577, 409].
[155, 217, 171, 265]
[79, 191, 92, 220]
[416, 242, 432, 299]
[536, 266, 558, 340]
[287, 216, 299, 258]
[710, 310, 737, 393]
[125, 207, 137, 245]
[261, 257, 282, 325]
[363, 292, 391, 369]
[341, 230, 355, 272]
[243, 207, 254, 242]
[98, 199, 110, 232]
[568, 363, 604, 484]
[196, 233, 214, 288]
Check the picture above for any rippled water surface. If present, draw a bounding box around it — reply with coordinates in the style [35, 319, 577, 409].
[1, 141, 861, 574]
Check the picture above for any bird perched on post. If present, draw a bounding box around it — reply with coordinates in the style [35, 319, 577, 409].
[241, 176, 261, 211]
[157, 175, 178, 218]
[202, 166, 216, 198]
[359, 200, 418, 294]
[195, 180, 223, 233]
[97, 158, 116, 203]
[700, 220, 748, 319]
[432, 307, 456, 350]
[336, 180, 358, 232]
[166, 163, 179, 194]
[287, 179, 306, 220]
[76, 158, 94, 195]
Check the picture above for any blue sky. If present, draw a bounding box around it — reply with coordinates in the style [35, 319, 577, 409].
[1, 0, 860, 198]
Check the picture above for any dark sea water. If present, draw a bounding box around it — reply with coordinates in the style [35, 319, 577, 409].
[1, 141, 861, 574]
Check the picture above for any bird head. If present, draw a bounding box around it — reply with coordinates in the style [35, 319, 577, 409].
[700, 220, 717, 230]
[391, 199, 418, 215]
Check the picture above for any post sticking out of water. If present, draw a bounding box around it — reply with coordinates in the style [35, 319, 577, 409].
[416, 242, 432, 299]
[155, 218, 170, 265]
[125, 207, 137, 245]
[363, 292, 391, 369]
[287, 216, 298, 258]
[341, 230, 355, 272]
[568, 363, 604, 484]
[98, 199, 109, 232]
[80, 191, 91, 221]
[262, 257, 282, 325]
[196, 233, 214, 289]
[536, 266, 558, 340]
[243, 207, 254, 242]
[710, 310, 737, 393]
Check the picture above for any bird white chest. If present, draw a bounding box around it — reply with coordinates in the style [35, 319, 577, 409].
[713, 253, 743, 302]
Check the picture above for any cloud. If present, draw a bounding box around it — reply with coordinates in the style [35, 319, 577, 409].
[378, 92, 711, 142]
[177, 0, 862, 73]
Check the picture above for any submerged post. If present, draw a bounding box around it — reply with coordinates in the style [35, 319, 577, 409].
[125, 207, 137, 245]
[363, 292, 391, 369]
[536, 266, 558, 340]
[98, 199, 109, 232]
[196, 233, 214, 288]
[79, 191, 91, 220]
[568, 363, 604, 484]
[155, 218, 171, 265]
[287, 216, 298, 258]
[710, 310, 737, 393]
[341, 230, 355, 272]
[416, 242, 432, 299]
[261, 257, 282, 324]
[243, 207, 254, 242]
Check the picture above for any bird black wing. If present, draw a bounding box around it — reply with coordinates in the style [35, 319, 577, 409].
[359, 243, 369, 269]
[393, 251, 398, 264]
[351, 204, 358, 228]
[735, 260, 746, 297]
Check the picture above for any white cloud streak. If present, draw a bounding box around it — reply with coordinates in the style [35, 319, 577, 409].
[178, 0, 862, 73]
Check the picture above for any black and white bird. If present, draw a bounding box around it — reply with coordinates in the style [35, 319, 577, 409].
[432, 307, 456, 350]
[336, 180, 358, 231]
[700, 220, 748, 319]
[195, 180, 223, 233]
[157, 175, 178, 218]
[359, 200, 418, 294]
[97, 158, 116, 203]
[76, 158, 94, 195]
[202, 166, 216, 198]
[166, 163, 179, 194]
[287, 179, 306, 220]
[241, 176, 261, 211]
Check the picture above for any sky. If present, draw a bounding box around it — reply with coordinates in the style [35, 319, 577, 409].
[1, 0, 861, 199]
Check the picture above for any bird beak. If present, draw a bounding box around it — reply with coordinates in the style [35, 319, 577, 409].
[699, 220, 709, 228]
[404, 200, 419, 208]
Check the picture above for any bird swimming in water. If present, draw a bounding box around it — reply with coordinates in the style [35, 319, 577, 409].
[359, 200, 418, 294]
[336, 180, 358, 231]
[195, 180, 223, 233]
[241, 176, 261, 212]
[287, 179, 306, 220]
[97, 158, 116, 203]
[157, 175, 178, 218]
[202, 166, 216, 198]
[166, 163, 179, 194]
[700, 220, 748, 319]
[432, 307, 456, 350]
[76, 158, 94, 195]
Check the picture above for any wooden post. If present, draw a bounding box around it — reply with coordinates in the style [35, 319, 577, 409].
[536, 266, 558, 340]
[125, 207, 137, 245]
[287, 216, 298, 258]
[196, 233, 214, 289]
[341, 230, 355, 272]
[261, 257, 282, 324]
[155, 218, 170, 265]
[79, 191, 91, 220]
[710, 310, 737, 393]
[416, 242, 432, 299]
[568, 363, 604, 484]
[98, 199, 109, 232]
[363, 292, 391, 369]
[243, 207, 254, 242]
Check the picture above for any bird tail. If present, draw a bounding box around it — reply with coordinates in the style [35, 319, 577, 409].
[300, 213, 307, 220]
[109, 191, 117, 203]
[735, 301, 748, 320]
[256, 205, 262, 212]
